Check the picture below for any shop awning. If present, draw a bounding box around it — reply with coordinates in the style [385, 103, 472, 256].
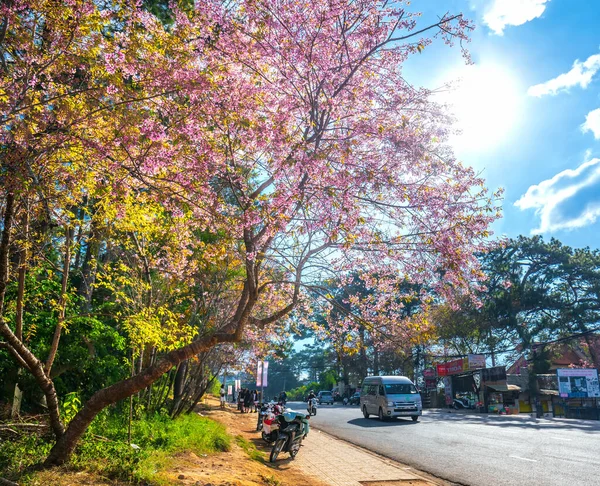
[486, 384, 521, 392]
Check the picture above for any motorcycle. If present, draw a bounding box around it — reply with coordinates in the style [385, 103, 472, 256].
[307, 397, 318, 416]
[261, 403, 284, 444]
[453, 397, 475, 410]
[269, 411, 310, 462]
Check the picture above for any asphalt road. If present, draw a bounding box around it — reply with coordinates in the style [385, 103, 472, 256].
[287, 401, 600, 486]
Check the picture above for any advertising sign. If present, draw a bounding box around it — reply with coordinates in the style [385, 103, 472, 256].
[437, 358, 468, 376]
[423, 368, 436, 378]
[443, 377, 453, 405]
[557, 368, 600, 398]
[467, 354, 486, 370]
[256, 361, 269, 388]
[481, 366, 507, 385]
[227, 385, 232, 395]
[425, 378, 437, 390]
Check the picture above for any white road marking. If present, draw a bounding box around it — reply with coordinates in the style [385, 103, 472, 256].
[509, 455, 538, 462]
[550, 436, 572, 441]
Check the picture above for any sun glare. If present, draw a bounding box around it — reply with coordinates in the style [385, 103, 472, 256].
[443, 63, 522, 154]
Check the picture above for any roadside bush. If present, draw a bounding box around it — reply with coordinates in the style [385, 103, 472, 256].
[0, 411, 231, 484]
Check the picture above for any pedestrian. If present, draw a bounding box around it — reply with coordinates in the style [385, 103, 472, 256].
[252, 389, 258, 412]
[244, 388, 252, 413]
[220, 383, 226, 409]
[238, 388, 244, 412]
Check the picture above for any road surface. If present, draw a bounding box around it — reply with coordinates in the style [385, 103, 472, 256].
[287, 401, 600, 486]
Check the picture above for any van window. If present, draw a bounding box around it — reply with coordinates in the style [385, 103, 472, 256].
[368, 385, 376, 396]
[378, 385, 385, 396]
[384, 383, 418, 394]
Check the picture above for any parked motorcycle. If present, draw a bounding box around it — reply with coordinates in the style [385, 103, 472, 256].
[261, 403, 284, 443]
[307, 397, 318, 416]
[269, 411, 310, 462]
[453, 397, 475, 409]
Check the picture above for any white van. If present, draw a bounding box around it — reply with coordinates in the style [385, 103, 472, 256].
[360, 376, 422, 421]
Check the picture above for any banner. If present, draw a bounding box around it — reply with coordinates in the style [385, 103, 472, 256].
[227, 385, 232, 395]
[437, 358, 467, 376]
[256, 361, 269, 387]
[557, 368, 600, 398]
[443, 377, 453, 405]
[467, 354, 486, 370]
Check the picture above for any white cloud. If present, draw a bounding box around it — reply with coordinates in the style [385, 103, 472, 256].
[528, 53, 600, 97]
[582, 108, 600, 139]
[515, 157, 600, 233]
[483, 0, 550, 36]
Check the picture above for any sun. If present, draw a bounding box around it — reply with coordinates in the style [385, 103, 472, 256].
[442, 63, 522, 154]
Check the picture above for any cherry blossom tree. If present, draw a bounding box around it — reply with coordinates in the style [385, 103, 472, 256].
[0, 0, 501, 466]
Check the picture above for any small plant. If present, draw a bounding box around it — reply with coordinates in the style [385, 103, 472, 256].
[260, 474, 282, 485]
[235, 435, 264, 463]
[61, 392, 81, 425]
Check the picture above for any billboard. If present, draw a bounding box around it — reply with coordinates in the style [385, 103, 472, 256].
[468, 354, 486, 369]
[557, 368, 600, 398]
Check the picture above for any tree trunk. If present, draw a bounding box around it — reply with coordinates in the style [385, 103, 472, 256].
[171, 360, 188, 416]
[78, 220, 100, 312]
[44, 332, 233, 466]
[11, 202, 28, 418]
[0, 321, 65, 438]
[44, 225, 72, 376]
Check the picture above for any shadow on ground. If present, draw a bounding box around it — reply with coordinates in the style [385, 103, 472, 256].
[347, 417, 419, 427]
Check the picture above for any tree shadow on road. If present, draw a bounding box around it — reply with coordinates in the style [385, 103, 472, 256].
[347, 417, 419, 427]
[428, 411, 600, 434]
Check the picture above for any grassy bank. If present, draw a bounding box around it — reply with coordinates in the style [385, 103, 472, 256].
[0, 412, 231, 485]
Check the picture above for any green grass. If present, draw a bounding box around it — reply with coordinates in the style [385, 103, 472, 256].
[234, 434, 264, 463]
[0, 412, 231, 485]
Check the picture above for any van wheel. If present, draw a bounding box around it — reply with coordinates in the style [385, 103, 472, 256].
[411, 415, 419, 422]
[378, 407, 385, 421]
[363, 406, 369, 419]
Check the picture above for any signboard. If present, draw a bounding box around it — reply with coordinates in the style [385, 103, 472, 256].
[437, 358, 467, 376]
[443, 377, 453, 405]
[423, 368, 436, 378]
[467, 354, 486, 370]
[557, 368, 600, 398]
[256, 361, 269, 388]
[481, 366, 507, 385]
[425, 378, 437, 390]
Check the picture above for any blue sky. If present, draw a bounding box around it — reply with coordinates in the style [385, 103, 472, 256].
[402, 0, 600, 249]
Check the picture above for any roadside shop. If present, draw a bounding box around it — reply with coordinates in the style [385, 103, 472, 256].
[434, 354, 487, 410]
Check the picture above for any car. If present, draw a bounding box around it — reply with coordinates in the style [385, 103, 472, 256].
[317, 391, 334, 405]
[360, 375, 422, 421]
[349, 392, 361, 405]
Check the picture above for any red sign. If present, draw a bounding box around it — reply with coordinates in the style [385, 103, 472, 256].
[436, 359, 466, 376]
[423, 368, 436, 378]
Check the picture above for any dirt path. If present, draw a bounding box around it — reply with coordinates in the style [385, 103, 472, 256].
[163, 401, 330, 486]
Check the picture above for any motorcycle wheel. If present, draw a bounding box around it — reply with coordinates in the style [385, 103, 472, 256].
[313, 407, 317, 416]
[363, 406, 369, 419]
[262, 431, 274, 443]
[290, 443, 300, 459]
[256, 415, 263, 431]
[270, 437, 286, 463]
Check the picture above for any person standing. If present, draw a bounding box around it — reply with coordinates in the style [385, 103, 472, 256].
[244, 388, 252, 413]
[220, 383, 226, 409]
